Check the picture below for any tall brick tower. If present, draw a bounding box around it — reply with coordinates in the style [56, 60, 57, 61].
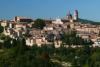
[67, 11, 73, 20]
[73, 10, 78, 21]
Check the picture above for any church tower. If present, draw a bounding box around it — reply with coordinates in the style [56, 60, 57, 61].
[73, 10, 78, 21]
[67, 11, 73, 20]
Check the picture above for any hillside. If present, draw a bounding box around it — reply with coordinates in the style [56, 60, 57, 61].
[78, 18, 100, 25]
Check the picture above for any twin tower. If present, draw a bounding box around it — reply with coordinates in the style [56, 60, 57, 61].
[67, 10, 78, 21]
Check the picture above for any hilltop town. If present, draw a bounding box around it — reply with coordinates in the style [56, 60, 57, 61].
[0, 10, 100, 48]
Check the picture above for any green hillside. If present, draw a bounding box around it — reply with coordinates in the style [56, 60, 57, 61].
[78, 18, 100, 25]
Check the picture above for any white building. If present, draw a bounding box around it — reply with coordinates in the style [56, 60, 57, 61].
[52, 19, 63, 24]
[93, 38, 100, 47]
[26, 38, 34, 46]
[44, 27, 53, 31]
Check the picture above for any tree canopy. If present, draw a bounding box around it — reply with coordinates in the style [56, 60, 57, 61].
[33, 19, 46, 29]
[0, 25, 4, 33]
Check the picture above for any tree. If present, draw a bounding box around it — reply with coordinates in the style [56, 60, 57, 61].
[33, 19, 46, 29]
[17, 38, 28, 55]
[3, 36, 12, 48]
[0, 25, 4, 33]
[90, 52, 100, 67]
[62, 30, 82, 46]
[83, 39, 94, 46]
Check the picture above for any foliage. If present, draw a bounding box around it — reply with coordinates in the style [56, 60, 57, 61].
[32, 19, 46, 29]
[0, 38, 62, 67]
[62, 30, 93, 46]
[0, 33, 99, 67]
[62, 30, 84, 45]
[0, 25, 4, 33]
[79, 18, 100, 25]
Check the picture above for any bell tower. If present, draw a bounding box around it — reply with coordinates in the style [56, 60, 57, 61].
[74, 10, 78, 21]
[67, 11, 73, 20]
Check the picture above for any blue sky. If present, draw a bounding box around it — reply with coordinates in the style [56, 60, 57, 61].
[0, 0, 100, 21]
